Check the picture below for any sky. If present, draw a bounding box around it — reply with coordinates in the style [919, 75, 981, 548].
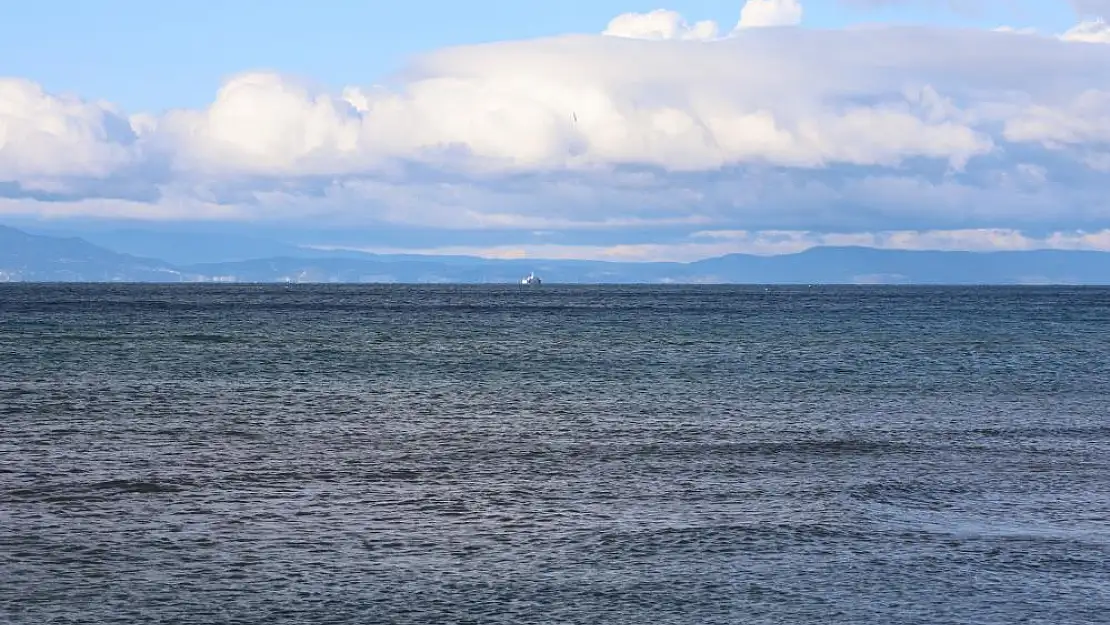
[2, 0, 1110, 261]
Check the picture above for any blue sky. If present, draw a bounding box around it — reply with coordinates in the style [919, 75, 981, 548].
[1, 0, 1109, 260]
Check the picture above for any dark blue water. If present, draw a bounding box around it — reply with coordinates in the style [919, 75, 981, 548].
[2, 284, 1108, 624]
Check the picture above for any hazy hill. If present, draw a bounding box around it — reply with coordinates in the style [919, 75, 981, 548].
[0, 225, 185, 282]
[2, 224, 1109, 284]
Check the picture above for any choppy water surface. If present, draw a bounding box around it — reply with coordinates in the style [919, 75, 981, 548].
[2, 284, 1108, 624]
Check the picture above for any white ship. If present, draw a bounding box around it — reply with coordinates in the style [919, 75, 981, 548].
[521, 272, 542, 286]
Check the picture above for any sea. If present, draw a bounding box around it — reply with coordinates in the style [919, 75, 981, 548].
[1, 284, 1108, 625]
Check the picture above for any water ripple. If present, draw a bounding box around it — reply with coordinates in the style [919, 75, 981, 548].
[1, 284, 1108, 624]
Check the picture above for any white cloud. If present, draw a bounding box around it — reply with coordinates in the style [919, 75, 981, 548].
[0, 79, 138, 181]
[602, 0, 802, 41]
[1003, 90, 1110, 146]
[2, 2, 1110, 257]
[1061, 18, 1110, 42]
[737, 0, 804, 28]
[155, 72, 372, 176]
[603, 9, 719, 41]
[111, 33, 1007, 180]
[144, 32, 1009, 176]
[995, 15, 1110, 41]
[7, 19, 1105, 184]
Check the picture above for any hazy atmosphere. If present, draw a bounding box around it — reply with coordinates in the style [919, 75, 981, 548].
[3, 0, 1110, 262]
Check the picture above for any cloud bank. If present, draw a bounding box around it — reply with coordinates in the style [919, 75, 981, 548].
[323, 228, 1110, 263]
[2, 0, 1110, 259]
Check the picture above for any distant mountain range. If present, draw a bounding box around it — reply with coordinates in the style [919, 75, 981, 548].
[3, 223, 1110, 284]
[0, 225, 184, 282]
